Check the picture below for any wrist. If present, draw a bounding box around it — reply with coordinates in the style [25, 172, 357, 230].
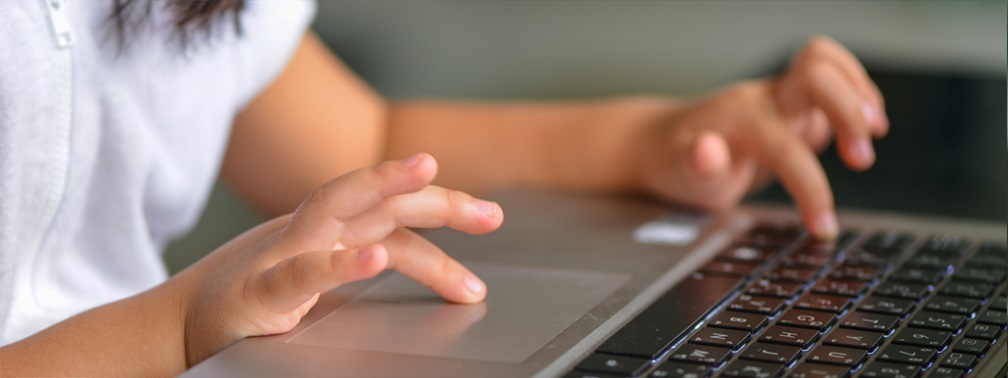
[621, 96, 684, 194]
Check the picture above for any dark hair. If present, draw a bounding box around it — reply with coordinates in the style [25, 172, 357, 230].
[108, 0, 246, 51]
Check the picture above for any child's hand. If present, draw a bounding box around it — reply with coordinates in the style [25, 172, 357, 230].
[635, 36, 887, 239]
[169, 153, 503, 366]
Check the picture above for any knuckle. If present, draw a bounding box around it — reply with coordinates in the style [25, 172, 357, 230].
[286, 256, 311, 290]
[440, 188, 464, 213]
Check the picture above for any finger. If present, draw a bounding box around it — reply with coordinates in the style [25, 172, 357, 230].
[745, 111, 838, 239]
[800, 36, 888, 137]
[382, 228, 486, 304]
[282, 153, 437, 249]
[254, 244, 389, 313]
[804, 62, 876, 170]
[339, 186, 503, 248]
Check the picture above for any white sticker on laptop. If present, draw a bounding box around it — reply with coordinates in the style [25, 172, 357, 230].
[634, 213, 709, 246]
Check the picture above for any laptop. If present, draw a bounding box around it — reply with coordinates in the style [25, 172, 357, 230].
[183, 190, 1006, 377]
[185, 71, 1007, 377]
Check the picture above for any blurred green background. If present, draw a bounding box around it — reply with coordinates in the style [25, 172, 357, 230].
[164, 0, 1007, 273]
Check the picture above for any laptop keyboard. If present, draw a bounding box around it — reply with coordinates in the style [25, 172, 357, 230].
[568, 223, 1007, 378]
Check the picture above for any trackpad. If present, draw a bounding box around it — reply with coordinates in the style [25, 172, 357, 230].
[287, 261, 629, 363]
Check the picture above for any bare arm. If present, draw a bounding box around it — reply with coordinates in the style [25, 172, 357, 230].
[1, 280, 189, 376]
[386, 97, 680, 195]
[225, 33, 884, 238]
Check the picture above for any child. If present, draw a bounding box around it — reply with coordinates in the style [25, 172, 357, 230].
[0, 1, 886, 375]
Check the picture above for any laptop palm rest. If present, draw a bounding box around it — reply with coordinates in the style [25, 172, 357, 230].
[286, 261, 630, 363]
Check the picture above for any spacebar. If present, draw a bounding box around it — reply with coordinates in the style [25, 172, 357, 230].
[595, 273, 743, 359]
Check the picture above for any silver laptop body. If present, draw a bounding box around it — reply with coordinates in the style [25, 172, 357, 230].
[185, 190, 1007, 377]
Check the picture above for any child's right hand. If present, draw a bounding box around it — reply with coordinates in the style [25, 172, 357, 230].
[166, 153, 503, 367]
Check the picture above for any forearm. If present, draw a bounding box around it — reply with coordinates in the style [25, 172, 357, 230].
[386, 97, 682, 195]
[0, 283, 188, 377]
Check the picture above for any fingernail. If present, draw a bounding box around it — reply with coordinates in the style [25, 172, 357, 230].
[465, 273, 485, 295]
[816, 213, 839, 239]
[401, 153, 423, 167]
[477, 200, 498, 218]
[861, 101, 877, 127]
[852, 139, 875, 165]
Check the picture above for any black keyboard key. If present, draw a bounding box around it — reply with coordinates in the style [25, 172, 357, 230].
[952, 266, 1005, 284]
[786, 362, 850, 378]
[574, 353, 651, 376]
[923, 295, 981, 315]
[720, 359, 784, 378]
[647, 361, 711, 378]
[919, 235, 970, 255]
[858, 361, 921, 378]
[908, 311, 966, 332]
[892, 327, 952, 348]
[842, 248, 892, 267]
[923, 236, 967, 255]
[938, 279, 995, 299]
[799, 237, 843, 254]
[794, 293, 851, 313]
[764, 266, 818, 283]
[969, 248, 1008, 268]
[902, 253, 956, 270]
[976, 309, 1008, 326]
[743, 223, 801, 248]
[939, 352, 977, 369]
[805, 345, 866, 366]
[928, 367, 964, 378]
[760, 325, 819, 348]
[839, 311, 899, 333]
[873, 281, 929, 300]
[862, 230, 914, 253]
[747, 279, 802, 298]
[888, 267, 945, 285]
[823, 328, 883, 350]
[668, 344, 731, 365]
[976, 243, 1007, 255]
[969, 256, 1008, 271]
[709, 311, 768, 332]
[780, 252, 833, 269]
[728, 294, 786, 315]
[596, 273, 739, 358]
[689, 327, 750, 350]
[739, 342, 800, 364]
[875, 344, 937, 365]
[965, 323, 1002, 340]
[989, 295, 1007, 311]
[951, 338, 990, 355]
[858, 295, 914, 316]
[827, 264, 878, 281]
[810, 279, 866, 297]
[777, 309, 836, 331]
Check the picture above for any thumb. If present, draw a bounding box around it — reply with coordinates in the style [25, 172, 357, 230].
[254, 244, 389, 313]
[687, 131, 731, 179]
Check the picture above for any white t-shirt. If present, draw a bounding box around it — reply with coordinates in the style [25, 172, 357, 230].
[0, 0, 315, 344]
